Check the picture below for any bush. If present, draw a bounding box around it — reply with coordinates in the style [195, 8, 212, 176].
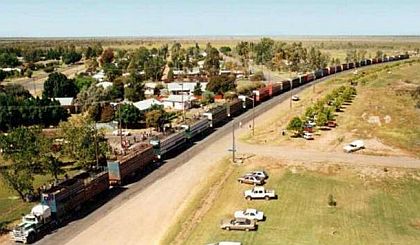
[43, 66, 55, 73]
[250, 71, 265, 81]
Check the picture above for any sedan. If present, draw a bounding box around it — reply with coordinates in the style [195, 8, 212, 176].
[234, 208, 264, 221]
[220, 218, 257, 231]
[238, 175, 264, 185]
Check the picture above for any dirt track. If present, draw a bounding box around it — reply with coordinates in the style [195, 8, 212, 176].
[10, 63, 415, 245]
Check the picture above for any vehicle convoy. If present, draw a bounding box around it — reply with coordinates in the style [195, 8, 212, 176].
[343, 140, 365, 153]
[10, 170, 109, 244]
[220, 218, 257, 231]
[9, 54, 409, 244]
[234, 208, 264, 221]
[244, 186, 276, 200]
[238, 174, 265, 185]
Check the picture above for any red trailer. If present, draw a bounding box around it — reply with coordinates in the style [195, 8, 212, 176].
[328, 66, 336, 74]
[253, 86, 270, 102]
[306, 73, 315, 82]
[322, 68, 329, 76]
[268, 83, 282, 96]
[342, 63, 348, 70]
[107, 144, 155, 185]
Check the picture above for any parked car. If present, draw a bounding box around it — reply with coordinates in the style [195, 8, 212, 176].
[343, 140, 364, 153]
[244, 186, 276, 200]
[207, 242, 242, 245]
[292, 95, 300, 101]
[247, 170, 268, 180]
[303, 132, 314, 140]
[234, 208, 264, 221]
[112, 130, 131, 136]
[220, 218, 257, 231]
[238, 175, 264, 185]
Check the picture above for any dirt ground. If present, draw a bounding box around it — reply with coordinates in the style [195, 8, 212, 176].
[59, 89, 420, 245]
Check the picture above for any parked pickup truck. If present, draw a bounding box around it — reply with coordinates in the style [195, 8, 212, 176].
[244, 186, 276, 200]
[343, 140, 364, 153]
[234, 208, 264, 221]
[220, 218, 257, 231]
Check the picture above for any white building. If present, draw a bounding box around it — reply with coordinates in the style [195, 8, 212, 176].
[96, 81, 113, 89]
[167, 82, 207, 95]
[132, 99, 163, 111]
[162, 95, 196, 110]
[92, 70, 106, 81]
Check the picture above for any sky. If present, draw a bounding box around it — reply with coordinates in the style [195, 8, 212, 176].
[1, 0, 419, 37]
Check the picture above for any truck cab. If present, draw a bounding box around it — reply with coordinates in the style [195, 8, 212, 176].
[10, 204, 52, 244]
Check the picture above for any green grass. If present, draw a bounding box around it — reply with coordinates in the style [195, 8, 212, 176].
[168, 164, 420, 245]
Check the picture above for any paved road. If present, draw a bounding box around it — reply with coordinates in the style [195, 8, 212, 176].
[10, 61, 414, 245]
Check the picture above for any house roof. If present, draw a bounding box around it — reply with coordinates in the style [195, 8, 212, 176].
[167, 82, 207, 92]
[54, 97, 74, 106]
[96, 81, 113, 89]
[162, 95, 196, 103]
[132, 99, 163, 111]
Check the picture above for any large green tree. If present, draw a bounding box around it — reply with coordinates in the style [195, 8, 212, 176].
[43, 72, 79, 98]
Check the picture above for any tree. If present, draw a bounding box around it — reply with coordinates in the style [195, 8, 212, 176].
[206, 75, 236, 95]
[316, 111, 328, 127]
[203, 46, 220, 76]
[62, 50, 82, 64]
[124, 80, 145, 102]
[59, 115, 108, 169]
[43, 72, 79, 98]
[193, 82, 203, 96]
[116, 104, 142, 128]
[287, 117, 303, 135]
[201, 91, 215, 105]
[219, 46, 232, 56]
[75, 75, 96, 92]
[103, 63, 122, 82]
[100, 48, 114, 65]
[41, 154, 64, 181]
[145, 109, 164, 131]
[0, 127, 44, 200]
[250, 71, 265, 81]
[0, 70, 6, 82]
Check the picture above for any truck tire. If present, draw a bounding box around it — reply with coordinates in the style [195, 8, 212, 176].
[226, 227, 230, 231]
[26, 232, 35, 244]
[246, 196, 252, 201]
[238, 180, 242, 183]
[265, 196, 270, 200]
[246, 228, 250, 232]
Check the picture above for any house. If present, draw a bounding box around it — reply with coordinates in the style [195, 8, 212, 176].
[167, 82, 207, 95]
[54, 97, 77, 113]
[92, 70, 106, 81]
[162, 95, 196, 110]
[96, 81, 113, 89]
[132, 99, 163, 111]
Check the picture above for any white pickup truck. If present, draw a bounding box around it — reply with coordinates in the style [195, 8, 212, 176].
[234, 208, 264, 221]
[244, 186, 276, 200]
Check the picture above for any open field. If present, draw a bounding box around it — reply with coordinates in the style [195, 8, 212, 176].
[242, 59, 420, 157]
[165, 156, 420, 245]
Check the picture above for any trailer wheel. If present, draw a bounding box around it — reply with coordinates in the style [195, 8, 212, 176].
[265, 196, 270, 200]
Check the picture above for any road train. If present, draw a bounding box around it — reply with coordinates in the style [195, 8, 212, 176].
[10, 54, 410, 243]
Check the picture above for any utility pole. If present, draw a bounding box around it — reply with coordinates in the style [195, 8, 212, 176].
[232, 120, 236, 163]
[118, 103, 123, 150]
[290, 80, 293, 109]
[252, 95, 255, 136]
